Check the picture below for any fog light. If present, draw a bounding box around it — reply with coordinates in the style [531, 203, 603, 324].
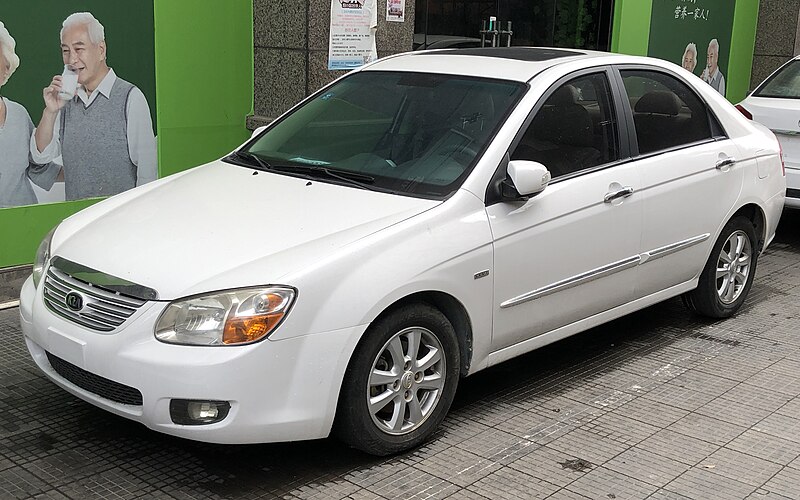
[169, 399, 231, 425]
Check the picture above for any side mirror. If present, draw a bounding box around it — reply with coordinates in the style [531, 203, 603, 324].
[506, 160, 551, 197]
[251, 125, 267, 139]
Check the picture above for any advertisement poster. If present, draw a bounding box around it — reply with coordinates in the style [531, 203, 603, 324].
[328, 0, 378, 70]
[0, 1, 156, 209]
[386, 0, 406, 22]
[647, 0, 735, 97]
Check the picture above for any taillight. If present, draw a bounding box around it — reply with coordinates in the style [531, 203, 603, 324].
[735, 104, 753, 120]
[779, 142, 786, 176]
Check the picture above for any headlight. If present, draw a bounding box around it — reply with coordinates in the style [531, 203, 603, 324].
[32, 226, 57, 288]
[155, 287, 296, 346]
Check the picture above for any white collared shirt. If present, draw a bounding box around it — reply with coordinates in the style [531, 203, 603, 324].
[30, 68, 157, 186]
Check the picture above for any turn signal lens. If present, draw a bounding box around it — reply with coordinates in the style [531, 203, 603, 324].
[155, 287, 296, 346]
[735, 104, 753, 120]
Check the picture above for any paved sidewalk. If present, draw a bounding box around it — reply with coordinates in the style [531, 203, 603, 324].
[1, 211, 799, 499]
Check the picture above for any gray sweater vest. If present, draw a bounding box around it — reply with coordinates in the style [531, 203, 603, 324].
[60, 78, 137, 200]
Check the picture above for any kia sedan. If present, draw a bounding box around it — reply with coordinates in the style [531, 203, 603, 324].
[20, 48, 785, 456]
[737, 55, 800, 207]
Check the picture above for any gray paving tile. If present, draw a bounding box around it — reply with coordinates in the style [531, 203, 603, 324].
[414, 445, 502, 487]
[544, 490, 592, 500]
[604, 447, 689, 488]
[692, 349, 780, 382]
[762, 466, 800, 499]
[0, 468, 49, 499]
[726, 429, 800, 466]
[664, 467, 757, 500]
[745, 491, 796, 500]
[613, 397, 690, 429]
[744, 369, 800, 397]
[566, 466, 659, 499]
[776, 397, 800, 419]
[579, 412, 660, 447]
[753, 413, 800, 443]
[455, 428, 537, 465]
[695, 396, 775, 428]
[647, 489, 694, 500]
[667, 413, 747, 446]
[507, 443, 594, 487]
[719, 383, 794, 412]
[467, 467, 560, 499]
[641, 382, 722, 412]
[545, 428, 629, 466]
[700, 447, 784, 487]
[638, 430, 720, 466]
[362, 466, 459, 500]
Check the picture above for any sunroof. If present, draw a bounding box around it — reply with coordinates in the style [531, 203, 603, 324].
[418, 47, 585, 62]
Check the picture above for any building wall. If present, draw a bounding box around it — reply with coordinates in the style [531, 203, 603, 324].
[250, 0, 415, 128]
[751, 0, 800, 89]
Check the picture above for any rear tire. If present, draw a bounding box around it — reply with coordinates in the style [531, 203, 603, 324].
[682, 216, 758, 318]
[334, 303, 460, 456]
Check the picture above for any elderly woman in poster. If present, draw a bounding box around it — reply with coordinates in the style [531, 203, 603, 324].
[0, 21, 59, 208]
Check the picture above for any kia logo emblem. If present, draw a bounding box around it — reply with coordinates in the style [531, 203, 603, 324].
[65, 292, 84, 312]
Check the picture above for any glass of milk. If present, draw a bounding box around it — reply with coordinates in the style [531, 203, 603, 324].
[58, 65, 79, 100]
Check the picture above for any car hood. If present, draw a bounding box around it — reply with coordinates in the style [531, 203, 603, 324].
[52, 161, 440, 299]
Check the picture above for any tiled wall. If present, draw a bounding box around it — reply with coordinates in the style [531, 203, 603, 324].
[250, 0, 415, 128]
[751, 0, 800, 89]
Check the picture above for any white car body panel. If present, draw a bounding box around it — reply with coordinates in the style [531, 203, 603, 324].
[20, 49, 786, 446]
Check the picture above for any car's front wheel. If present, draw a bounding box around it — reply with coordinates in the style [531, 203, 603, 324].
[683, 216, 759, 318]
[335, 303, 460, 456]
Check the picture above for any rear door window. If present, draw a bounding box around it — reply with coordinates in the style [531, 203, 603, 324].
[620, 70, 715, 155]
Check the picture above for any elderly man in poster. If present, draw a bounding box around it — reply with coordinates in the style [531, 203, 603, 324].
[31, 12, 156, 201]
[701, 38, 726, 96]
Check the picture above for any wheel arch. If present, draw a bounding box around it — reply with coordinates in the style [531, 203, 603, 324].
[730, 203, 767, 253]
[369, 291, 474, 377]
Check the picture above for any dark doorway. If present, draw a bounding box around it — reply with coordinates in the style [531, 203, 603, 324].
[414, 0, 614, 51]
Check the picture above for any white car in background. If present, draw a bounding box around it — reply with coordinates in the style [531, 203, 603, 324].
[20, 48, 785, 456]
[737, 55, 800, 207]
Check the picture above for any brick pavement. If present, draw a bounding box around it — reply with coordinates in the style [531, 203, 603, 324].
[1, 211, 799, 499]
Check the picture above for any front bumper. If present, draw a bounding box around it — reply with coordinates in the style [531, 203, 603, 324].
[19, 275, 366, 444]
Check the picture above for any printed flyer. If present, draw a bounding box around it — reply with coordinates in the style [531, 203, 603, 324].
[328, 0, 378, 70]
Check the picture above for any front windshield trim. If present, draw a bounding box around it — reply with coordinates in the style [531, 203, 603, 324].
[234, 70, 528, 201]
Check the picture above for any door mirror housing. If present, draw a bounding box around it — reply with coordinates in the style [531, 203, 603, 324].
[250, 125, 268, 139]
[507, 160, 551, 197]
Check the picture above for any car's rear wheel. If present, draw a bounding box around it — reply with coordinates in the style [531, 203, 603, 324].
[335, 303, 460, 456]
[683, 216, 758, 318]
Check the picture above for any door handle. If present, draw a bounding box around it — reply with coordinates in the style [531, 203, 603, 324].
[603, 186, 634, 203]
[716, 157, 737, 169]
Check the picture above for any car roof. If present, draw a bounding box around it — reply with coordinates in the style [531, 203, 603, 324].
[363, 47, 621, 82]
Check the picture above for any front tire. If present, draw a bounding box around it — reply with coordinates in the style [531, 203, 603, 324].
[334, 303, 460, 456]
[683, 216, 758, 318]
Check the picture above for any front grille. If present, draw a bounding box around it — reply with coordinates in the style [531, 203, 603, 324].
[787, 188, 800, 199]
[46, 352, 143, 406]
[43, 266, 147, 332]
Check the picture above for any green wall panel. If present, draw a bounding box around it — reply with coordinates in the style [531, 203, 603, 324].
[610, 0, 758, 103]
[0, 1, 253, 269]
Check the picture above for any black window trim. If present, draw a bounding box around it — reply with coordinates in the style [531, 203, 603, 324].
[751, 58, 800, 99]
[611, 64, 728, 159]
[485, 65, 629, 206]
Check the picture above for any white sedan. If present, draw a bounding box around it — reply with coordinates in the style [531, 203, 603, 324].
[738, 55, 800, 207]
[20, 48, 785, 456]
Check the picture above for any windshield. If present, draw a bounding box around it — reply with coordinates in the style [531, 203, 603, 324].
[235, 71, 525, 198]
[754, 60, 800, 98]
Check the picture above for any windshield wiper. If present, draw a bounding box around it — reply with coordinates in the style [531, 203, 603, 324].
[228, 150, 272, 171]
[267, 164, 376, 189]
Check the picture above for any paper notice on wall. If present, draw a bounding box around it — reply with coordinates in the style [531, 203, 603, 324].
[386, 0, 405, 22]
[328, 0, 378, 70]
